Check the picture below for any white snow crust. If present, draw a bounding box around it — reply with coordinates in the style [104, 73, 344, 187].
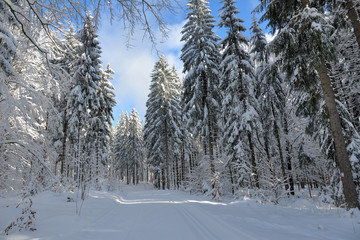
[1, 184, 359, 240]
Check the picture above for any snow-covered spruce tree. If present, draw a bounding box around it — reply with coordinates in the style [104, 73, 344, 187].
[88, 64, 116, 189]
[249, 14, 268, 66]
[180, 0, 221, 196]
[112, 110, 145, 185]
[97, 64, 116, 184]
[113, 112, 124, 180]
[249, 14, 270, 169]
[67, 13, 101, 206]
[114, 112, 133, 184]
[177, 84, 193, 188]
[249, 15, 281, 198]
[107, 124, 117, 190]
[250, 14, 297, 197]
[170, 66, 186, 188]
[109, 112, 124, 182]
[218, 0, 259, 190]
[255, 0, 360, 209]
[81, 19, 103, 189]
[49, 26, 82, 179]
[144, 55, 182, 190]
[127, 109, 145, 184]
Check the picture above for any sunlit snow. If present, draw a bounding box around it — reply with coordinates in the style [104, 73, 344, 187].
[1, 183, 359, 240]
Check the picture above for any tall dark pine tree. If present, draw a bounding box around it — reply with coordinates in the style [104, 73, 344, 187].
[67, 13, 101, 205]
[144, 55, 182, 190]
[218, 0, 259, 188]
[180, 0, 221, 178]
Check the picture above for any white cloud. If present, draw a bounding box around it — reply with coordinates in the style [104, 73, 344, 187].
[160, 21, 185, 50]
[99, 21, 185, 122]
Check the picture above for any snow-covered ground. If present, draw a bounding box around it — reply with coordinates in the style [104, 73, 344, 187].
[1, 184, 359, 240]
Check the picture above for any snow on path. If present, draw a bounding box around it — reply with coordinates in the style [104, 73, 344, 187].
[1, 184, 359, 240]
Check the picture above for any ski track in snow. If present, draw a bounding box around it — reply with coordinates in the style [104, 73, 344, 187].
[0, 184, 359, 240]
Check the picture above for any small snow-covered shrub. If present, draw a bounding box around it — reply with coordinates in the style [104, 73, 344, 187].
[210, 172, 222, 201]
[186, 156, 211, 194]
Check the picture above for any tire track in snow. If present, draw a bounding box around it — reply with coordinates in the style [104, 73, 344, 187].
[172, 203, 216, 240]
[173, 201, 258, 240]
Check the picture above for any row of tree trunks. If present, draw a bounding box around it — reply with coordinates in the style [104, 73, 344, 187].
[272, 103, 290, 192]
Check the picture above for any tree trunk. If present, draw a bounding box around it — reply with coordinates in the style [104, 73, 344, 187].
[161, 166, 166, 190]
[60, 110, 68, 176]
[301, 0, 309, 7]
[133, 162, 136, 185]
[271, 104, 290, 191]
[136, 161, 139, 185]
[247, 133, 259, 188]
[189, 153, 193, 173]
[175, 157, 180, 189]
[95, 141, 100, 189]
[263, 133, 278, 192]
[208, 124, 215, 174]
[345, 0, 360, 49]
[164, 119, 170, 190]
[229, 164, 235, 194]
[283, 117, 295, 195]
[157, 174, 161, 189]
[126, 163, 129, 185]
[285, 141, 295, 195]
[317, 61, 360, 209]
[181, 140, 186, 185]
[201, 70, 215, 175]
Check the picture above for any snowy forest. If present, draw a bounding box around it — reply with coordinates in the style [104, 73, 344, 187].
[1, 0, 360, 237]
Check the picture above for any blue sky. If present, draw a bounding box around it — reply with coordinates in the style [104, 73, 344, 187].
[98, 0, 270, 125]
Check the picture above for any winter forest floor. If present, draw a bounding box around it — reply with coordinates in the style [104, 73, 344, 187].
[0, 183, 359, 240]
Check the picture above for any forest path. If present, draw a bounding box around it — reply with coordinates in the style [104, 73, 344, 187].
[1, 183, 359, 240]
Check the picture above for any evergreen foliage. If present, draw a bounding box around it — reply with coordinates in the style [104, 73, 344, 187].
[218, 0, 259, 189]
[256, 0, 360, 208]
[180, 1, 221, 194]
[66, 13, 103, 205]
[144, 55, 182, 189]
